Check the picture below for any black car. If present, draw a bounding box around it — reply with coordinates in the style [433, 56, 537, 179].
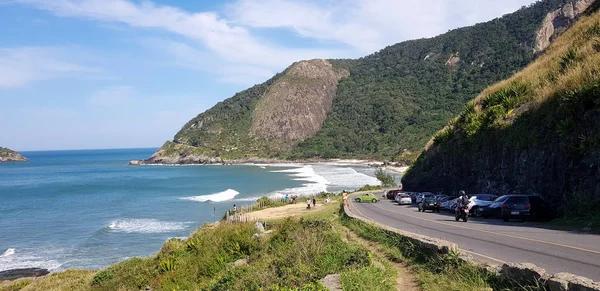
[386, 190, 401, 200]
[482, 195, 552, 222]
[418, 197, 440, 213]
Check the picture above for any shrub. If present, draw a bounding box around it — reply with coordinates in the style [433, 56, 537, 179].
[433, 128, 454, 145]
[560, 48, 578, 71]
[90, 270, 114, 286]
[586, 22, 600, 37]
[375, 168, 396, 188]
[159, 258, 175, 273]
[356, 185, 383, 192]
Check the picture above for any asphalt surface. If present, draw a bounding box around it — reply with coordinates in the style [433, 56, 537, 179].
[348, 198, 600, 281]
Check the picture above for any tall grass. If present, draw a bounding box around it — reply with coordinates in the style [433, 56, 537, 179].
[340, 211, 545, 291]
[432, 10, 600, 145]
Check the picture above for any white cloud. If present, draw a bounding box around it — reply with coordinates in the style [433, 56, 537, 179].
[0, 47, 96, 88]
[15, 0, 538, 86]
[229, 0, 539, 53]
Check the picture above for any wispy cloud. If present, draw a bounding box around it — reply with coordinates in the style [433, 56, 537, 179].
[0, 47, 97, 88]
[228, 0, 540, 53]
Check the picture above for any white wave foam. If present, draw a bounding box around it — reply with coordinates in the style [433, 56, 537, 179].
[233, 196, 261, 202]
[181, 189, 240, 203]
[269, 164, 382, 197]
[107, 219, 188, 233]
[0, 248, 62, 272]
[270, 165, 328, 196]
[311, 165, 381, 191]
[1, 248, 15, 257]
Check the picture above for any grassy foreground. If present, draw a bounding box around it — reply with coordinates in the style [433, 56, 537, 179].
[1, 202, 544, 291]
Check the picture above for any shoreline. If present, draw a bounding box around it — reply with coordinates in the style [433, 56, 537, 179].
[131, 157, 410, 173]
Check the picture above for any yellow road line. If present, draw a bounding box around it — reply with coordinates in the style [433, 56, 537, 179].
[366, 202, 600, 256]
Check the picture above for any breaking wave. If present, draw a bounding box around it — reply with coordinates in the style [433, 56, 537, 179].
[180, 189, 240, 203]
[107, 219, 189, 233]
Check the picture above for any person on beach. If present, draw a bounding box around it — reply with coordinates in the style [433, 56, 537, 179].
[325, 195, 330, 204]
[233, 204, 238, 213]
[285, 194, 289, 203]
[307, 199, 311, 209]
[312, 197, 316, 208]
[342, 190, 349, 206]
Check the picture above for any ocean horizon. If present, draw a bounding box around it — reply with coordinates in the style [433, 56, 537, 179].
[0, 148, 391, 272]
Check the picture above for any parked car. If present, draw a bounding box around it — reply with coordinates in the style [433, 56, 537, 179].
[467, 194, 498, 217]
[385, 190, 402, 200]
[355, 193, 379, 203]
[418, 197, 440, 212]
[444, 198, 459, 211]
[481, 195, 552, 222]
[416, 193, 434, 204]
[395, 194, 412, 205]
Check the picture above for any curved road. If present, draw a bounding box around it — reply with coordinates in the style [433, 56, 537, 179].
[348, 198, 600, 281]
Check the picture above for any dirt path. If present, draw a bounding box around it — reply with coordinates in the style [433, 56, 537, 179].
[346, 230, 420, 291]
[247, 201, 335, 220]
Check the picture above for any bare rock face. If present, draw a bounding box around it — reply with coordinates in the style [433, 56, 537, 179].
[250, 59, 349, 142]
[0, 147, 28, 162]
[534, 0, 595, 52]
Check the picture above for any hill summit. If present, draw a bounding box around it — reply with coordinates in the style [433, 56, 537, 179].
[144, 0, 595, 165]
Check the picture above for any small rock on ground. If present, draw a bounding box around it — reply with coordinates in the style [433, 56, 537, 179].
[320, 274, 342, 291]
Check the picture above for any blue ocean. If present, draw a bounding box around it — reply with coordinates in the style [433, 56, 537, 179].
[0, 148, 383, 271]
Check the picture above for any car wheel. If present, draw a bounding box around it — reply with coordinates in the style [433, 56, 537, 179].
[355, 198, 361, 203]
[483, 215, 489, 219]
[474, 207, 482, 217]
[502, 216, 509, 222]
[372, 198, 377, 203]
[530, 211, 537, 222]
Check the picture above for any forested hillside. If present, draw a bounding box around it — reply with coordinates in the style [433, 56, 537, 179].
[403, 5, 600, 211]
[146, 0, 589, 164]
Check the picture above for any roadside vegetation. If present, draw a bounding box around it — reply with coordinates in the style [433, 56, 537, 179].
[4, 199, 547, 291]
[404, 8, 600, 220]
[340, 210, 544, 291]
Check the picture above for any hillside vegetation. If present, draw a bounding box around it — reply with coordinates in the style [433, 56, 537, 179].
[5, 202, 544, 291]
[403, 5, 600, 217]
[0, 147, 27, 162]
[147, 0, 583, 164]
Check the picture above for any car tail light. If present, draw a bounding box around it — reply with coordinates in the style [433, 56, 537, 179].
[501, 203, 507, 208]
[525, 203, 531, 209]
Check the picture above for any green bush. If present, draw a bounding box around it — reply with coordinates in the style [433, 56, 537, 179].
[560, 48, 578, 71]
[90, 270, 114, 286]
[356, 185, 383, 192]
[159, 258, 175, 273]
[375, 168, 396, 188]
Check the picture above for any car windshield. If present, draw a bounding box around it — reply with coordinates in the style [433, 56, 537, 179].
[507, 197, 528, 204]
[424, 198, 436, 203]
[493, 195, 509, 202]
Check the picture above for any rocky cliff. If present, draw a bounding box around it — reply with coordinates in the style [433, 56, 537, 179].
[402, 7, 600, 209]
[145, 0, 588, 165]
[0, 147, 28, 162]
[534, 0, 597, 52]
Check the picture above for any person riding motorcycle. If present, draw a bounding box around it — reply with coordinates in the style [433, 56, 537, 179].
[455, 190, 469, 214]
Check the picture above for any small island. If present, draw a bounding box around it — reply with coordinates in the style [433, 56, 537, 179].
[0, 147, 28, 162]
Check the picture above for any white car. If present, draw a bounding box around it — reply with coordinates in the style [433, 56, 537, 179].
[395, 194, 412, 205]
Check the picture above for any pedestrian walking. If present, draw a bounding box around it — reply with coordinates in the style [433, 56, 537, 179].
[307, 199, 311, 209]
[233, 204, 238, 213]
[312, 197, 316, 208]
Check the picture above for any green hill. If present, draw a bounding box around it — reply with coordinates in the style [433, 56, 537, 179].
[145, 0, 593, 164]
[402, 4, 600, 215]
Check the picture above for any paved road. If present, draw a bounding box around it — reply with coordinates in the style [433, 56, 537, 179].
[348, 198, 600, 281]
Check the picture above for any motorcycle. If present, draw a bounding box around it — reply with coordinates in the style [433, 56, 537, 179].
[455, 206, 469, 222]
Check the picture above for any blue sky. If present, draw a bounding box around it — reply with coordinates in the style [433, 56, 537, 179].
[0, 0, 537, 151]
